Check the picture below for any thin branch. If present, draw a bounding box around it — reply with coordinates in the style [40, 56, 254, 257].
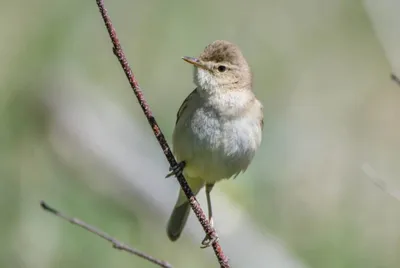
[361, 163, 400, 201]
[391, 73, 400, 86]
[40, 201, 172, 268]
[94, 1, 230, 267]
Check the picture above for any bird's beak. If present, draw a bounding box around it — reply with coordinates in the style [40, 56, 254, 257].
[182, 56, 209, 70]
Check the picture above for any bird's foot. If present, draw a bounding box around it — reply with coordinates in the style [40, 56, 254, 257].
[200, 233, 219, 249]
[165, 161, 186, 178]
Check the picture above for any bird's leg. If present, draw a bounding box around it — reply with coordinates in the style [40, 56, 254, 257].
[165, 161, 186, 178]
[205, 184, 215, 228]
[201, 183, 218, 248]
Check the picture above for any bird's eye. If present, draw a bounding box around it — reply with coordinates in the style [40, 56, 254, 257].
[217, 65, 227, 72]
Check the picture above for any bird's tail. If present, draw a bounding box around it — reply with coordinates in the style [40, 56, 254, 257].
[167, 178, 203, 241]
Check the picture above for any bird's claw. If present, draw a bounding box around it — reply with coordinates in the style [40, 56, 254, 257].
[200, 233, 219, 249]
[165, 161, 186, 178]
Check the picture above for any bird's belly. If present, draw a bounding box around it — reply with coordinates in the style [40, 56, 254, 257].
[176, 112, 261, 183]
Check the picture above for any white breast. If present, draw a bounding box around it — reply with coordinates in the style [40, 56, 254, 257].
[173, 90, 262, 183]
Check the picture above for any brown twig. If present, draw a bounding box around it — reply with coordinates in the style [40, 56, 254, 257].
[95, 1, 230, 267]
[391, 73, 400, 86]
[40, 201, 172, 268]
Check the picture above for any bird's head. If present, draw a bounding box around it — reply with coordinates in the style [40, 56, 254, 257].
[182, 40, 252, 96]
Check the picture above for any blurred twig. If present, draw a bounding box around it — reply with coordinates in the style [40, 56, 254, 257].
[94, 1, 230, 267]
[40, 201, 172, 268]
[391, 73, 400, 86]
[361, 163, 400, 201]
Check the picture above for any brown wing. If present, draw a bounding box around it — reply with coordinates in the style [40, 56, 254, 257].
[175, 88, 198, 125]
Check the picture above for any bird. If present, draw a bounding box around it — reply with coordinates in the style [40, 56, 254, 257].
[166, 40, 263, 247]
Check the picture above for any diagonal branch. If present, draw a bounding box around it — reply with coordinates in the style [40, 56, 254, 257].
[391, 73, 400, 86]
[94, 1, 230, 267]
[40, 201, 172, 268]
[362, 163, 400, 201]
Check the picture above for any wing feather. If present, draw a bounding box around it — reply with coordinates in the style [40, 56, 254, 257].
[175, 88, 198, 125]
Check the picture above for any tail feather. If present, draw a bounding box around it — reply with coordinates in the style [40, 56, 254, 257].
[167, 201, 191, 241]
[167, 177, 204, 241]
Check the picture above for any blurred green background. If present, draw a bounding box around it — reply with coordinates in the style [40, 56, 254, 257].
[1, 0, 400, 267]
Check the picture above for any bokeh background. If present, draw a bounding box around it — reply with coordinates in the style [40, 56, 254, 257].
[1, 0, 400, 267]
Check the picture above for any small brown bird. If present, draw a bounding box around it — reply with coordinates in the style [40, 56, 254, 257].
[167, 40, 263, 247]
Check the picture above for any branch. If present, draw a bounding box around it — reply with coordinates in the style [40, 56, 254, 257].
[361, 163, 400, 201]
[94, 1, 230, 267]
[40, 201, 172, 268]
[391, 73, 400, 86]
